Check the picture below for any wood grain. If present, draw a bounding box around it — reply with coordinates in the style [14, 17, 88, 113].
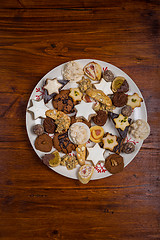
[0, 0, 160, 239]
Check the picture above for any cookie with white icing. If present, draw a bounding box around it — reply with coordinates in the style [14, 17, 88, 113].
[28, 99, 49, 119]
[75, 100, 97, 121]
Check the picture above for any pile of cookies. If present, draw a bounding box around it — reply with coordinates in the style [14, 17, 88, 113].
[28, 60, 150, 184]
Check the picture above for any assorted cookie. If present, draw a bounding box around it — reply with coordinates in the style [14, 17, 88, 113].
[33, 124, 44, 136]
[105, 154, 124, 174]
[53, 131, 76, 154]
[90, 126, 104, 143]
[92, 110, 108, 126]
[42, 151, 61, 167]
[28, 60, 150, 184]
[35, 134, 53, 152]
[52, 90, 75, 114]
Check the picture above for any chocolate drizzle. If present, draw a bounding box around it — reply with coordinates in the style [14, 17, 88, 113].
[53, 131, 76, 154]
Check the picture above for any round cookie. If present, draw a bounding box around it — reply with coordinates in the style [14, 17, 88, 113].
[52, 90, 75, 114]
[33, 124, 44, 135]
[53, 131, 76, 154]
[103, 69, 114, 82]
[112, 92, 128, 107]
[35, 134, 53, 152]
[121, 105, 132, 117]
[105, 154, 124, 174]
[122, 142, 135, 154]
[92, 110, 108, 126]
[43, 117, 56, 134]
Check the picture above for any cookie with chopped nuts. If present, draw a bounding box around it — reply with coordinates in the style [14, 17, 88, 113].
[78, 77, 92, 93]
[60, 154, 78, 170]
[86, 88, 112, 106]
[76, 144, 86, 165]
[45, 109, 70, 133]
[105, 154, 124, 174]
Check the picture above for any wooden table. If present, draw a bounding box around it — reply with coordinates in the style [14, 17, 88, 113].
[0, 1, 159, 239]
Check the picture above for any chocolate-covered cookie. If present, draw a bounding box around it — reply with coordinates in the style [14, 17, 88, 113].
[112, 92, 128, 107]
[70, 116, 91, 128]
[42, 151, 61, 167]
[43, 117, 56, 134]
[52, 90, 75, 114]
[105, 154, 124, 174]
[53, 131, 76, 154]
[35, 134, 53, 152]
[92, 110, 108, 126]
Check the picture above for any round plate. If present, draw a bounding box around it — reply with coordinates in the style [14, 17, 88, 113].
[26, 59, 147, 180]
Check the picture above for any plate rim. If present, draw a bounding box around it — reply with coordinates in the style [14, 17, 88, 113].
[26, 59, 147, 180]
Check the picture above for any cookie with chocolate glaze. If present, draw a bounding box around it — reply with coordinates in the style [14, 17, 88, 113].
[112, 92, 128, 107]
[43, 117, 56, 134]
[70, 115, 91, 128]
[52, 90, 75, 114]
[92, 110, 108, 126]
[53, 131, 76, 154]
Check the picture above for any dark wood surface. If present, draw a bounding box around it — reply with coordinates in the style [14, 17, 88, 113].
[0, 0, 160, 239]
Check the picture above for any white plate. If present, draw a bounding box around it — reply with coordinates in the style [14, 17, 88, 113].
[26, 59, 147, 180]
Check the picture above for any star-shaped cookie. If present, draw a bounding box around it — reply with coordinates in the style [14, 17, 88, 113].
[28, 99, 49, 119]
[75, 100, 96, 121]
[95, 78, 113, 95]
[43, 78, 63, 95]
[86, 143, 105, 166]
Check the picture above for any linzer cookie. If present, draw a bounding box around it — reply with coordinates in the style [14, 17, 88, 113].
[90, 126, 104, 143]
